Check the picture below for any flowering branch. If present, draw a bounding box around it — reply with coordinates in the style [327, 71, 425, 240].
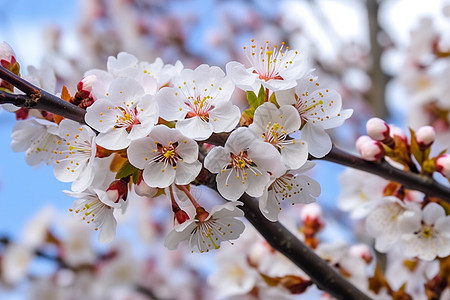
[238, 193, 372, 300]
[317, 147, 450, 203]
[0, 66, 86, 124]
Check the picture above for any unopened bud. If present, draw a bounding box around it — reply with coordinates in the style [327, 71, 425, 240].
[0, 42, 16, 67]
[436, 154, 450, 178]
[301, 203, 323, 224]
[73, 75, 96, 108]
[135, 176, 159, 198]
[356, 136, 384, 161]
[366, 117, 390, 141]
[355, 135, 372, 150]
[416, 126, 435, 148]
[349, 244, 372, 264]
[106, 179, 128, 203]
[248, 242, 272, 267]
[389, 124, 407, 141]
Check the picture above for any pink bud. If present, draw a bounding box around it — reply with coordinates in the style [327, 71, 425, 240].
[366, 117, 390, 141]
[436, 154, 450, 178]
[301, 203, 322, 223]
[0, 42, 16, 67]
[77, 75, 95, 95]
[389, 124, 407, 141]
[355, 135, 372, 150]
[106, 179, 128, 203]
[416, 126, 435, 148]
[356, 136, 384, 161]
[349, 244, 372, 264]
[135, 176, 159, 198]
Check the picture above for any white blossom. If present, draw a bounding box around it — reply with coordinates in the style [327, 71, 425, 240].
[85, 77, 159, 150]
[127, 125, 202, 188]
[164, 201, 245, 253]
[156, 64, 240, 140]
[249, 102, 308, 169]
[276, 73, 353, 157]
[399, 202, 450, 261]
[226, 40, 308, 92]
[204, 127, 282, 201]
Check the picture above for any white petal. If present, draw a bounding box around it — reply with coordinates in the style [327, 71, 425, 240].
[209, 102, 240, 133]
[143, 161, 176, 188]
[422, 202, 445, 225]
[301, 123, 332, 158]
[164, 220, 197, 250]
[204, 146, 229, 174]
[226, 61, 258, 91]
[280, 140, 308, 169]
[174, 160, 202, 185]
[216, 169, 247, 201]
[176, 116, 213, 140]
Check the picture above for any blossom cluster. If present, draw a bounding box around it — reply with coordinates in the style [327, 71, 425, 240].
[4, 40, 352, 253]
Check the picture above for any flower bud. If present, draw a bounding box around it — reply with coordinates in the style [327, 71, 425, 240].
[0, 42, 16, 67]
[349, 244, 372, 264]
[135, 176, 159, 198]
[106, 179, 128, 203]
[174, 209, 190, 224]
[355, 135, 372, 150]
[73, 75, 96, 108]
[436, 154, 450, 178]
[389, 124, 407, 141]
[301, 203, 323, 225]
[366, 117, 390, 141]
[416, 125, 435, 148]
[356, 136, 384, 161]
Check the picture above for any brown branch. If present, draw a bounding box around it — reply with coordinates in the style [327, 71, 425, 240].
[315, 147, 450, 203]
[238, 194, 372, 300]
[0, 66, 87, 124]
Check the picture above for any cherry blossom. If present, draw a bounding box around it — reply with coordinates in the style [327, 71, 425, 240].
[85, 77, 159, 150]
[398, 202, 450, 261]
[259, 161, 320, 222]
[249, 102, 308, 169]
[164, 201, 245, 253]
[276, 73, 353, 158]
[365, 196, 421, 253]
[65, 187, 125, 243]
[127, 125, 202, 188]
[156, 64, 240, 140]
[53, 119, 98, 192]
[204, 127, 282, 201]
[10, 118, 62, 166]
[226, 40, 308, 92]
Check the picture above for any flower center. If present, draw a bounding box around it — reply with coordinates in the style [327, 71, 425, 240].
[421, 226, 434, 238]
[244, 40, 297, 81]
[151, 141, 180, 169]
[115, 107, 141, 132]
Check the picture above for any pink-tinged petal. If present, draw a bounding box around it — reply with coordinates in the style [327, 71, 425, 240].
[209, 102, 240, 133]
[204, 146, 230, 174]
[259, 190, 281, 222]
[84, 69, 113, 98]
[244, 170, 270, 198]
[143, 161, 176, 188]
[164, 220, 197, 250]
[85, 99, 118, 132]
[301, 123, 332, 158]
[155, 87, 189, 121]
[226, 61, 259, 91]
[174, 160, 202, 185]
[280, 140, 308, 169]
[422, 202, 445, 226]
[176, 117, 213, 140]
[96, 128, 130, 150]
[174, 136, 199, 163]
[216, 169, 247, 201]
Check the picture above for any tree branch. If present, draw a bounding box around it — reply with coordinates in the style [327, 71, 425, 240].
[315, 147, 450, 203]
[238, 194, 372, 300]
[0, 66, 87, 124]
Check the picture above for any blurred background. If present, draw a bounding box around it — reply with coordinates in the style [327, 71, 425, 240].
[0, 0, 449, 299]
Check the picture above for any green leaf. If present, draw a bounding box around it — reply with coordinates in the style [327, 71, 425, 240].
[257, 84, 266, 106]
[269, 92, 279, 108]
[246, 90, 257, 108]
[116, 160, 141, 183]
